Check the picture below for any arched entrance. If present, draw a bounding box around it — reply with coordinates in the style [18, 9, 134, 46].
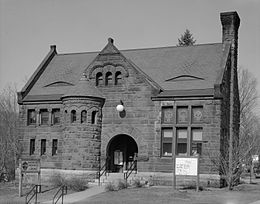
[106, 134, 138, 172]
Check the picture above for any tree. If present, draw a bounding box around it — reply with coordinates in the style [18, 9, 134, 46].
[209, 67, 260, 189]
[0, 84, 21, 180]
[177, 29, 196, 46]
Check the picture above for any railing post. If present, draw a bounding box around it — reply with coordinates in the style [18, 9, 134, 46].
[35, 185, 38, 204]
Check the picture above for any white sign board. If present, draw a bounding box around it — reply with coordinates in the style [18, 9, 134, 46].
[175, 157, 198, 176]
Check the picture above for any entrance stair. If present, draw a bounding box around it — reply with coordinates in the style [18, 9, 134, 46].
[95, 172, 139, 186]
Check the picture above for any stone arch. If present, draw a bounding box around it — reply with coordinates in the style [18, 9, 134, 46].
[101, 124, 148, 160]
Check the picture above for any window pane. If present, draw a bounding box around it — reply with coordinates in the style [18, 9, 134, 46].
[177, 128, 187, 155]
[162, 143, 172, 156]
[177, 143, 187, 155]
[40, 109, 49, 125]
[192, 107, 203, 123]
[115, 71, 122, 85]
[52, 109, 60, 125]
[162, 107, 173, 124]
[71, 110, 76, 123]
[96, 72, 103, 86]
[177, 107, 188, 123]
[52, 139, 58, 156]
[162, 128, 173, 138]
[30, 139, 35, 155]
[192, 143, 202, 155]
[177, 129, 187, 139]
[105, 72, 113, 85]
[41, 139, 46, 155]
[81, 110, 87, 123]
[192, 128, 203, 155]
[192, 128, 203, 141]
[28, 110, 36, 125]
[91, 111, 97, 124]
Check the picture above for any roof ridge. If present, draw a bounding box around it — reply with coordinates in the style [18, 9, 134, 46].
[54, 42, 223, 56]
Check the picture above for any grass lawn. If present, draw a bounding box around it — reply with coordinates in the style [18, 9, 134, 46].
[81, 183, 260, 204]
[0, 181, 75, 204]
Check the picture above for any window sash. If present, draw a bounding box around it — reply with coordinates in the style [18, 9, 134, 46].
[30, 139, 35, 155]
[52, 109, 60, 125]
[41, 139, 46, 155]
[81, 111, 87, 123]
[40, 110, 49, 125]
[28, 110, 36, 125]
[52, 139, 58, 156]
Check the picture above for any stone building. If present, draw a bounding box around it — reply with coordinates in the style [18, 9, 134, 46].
[18, 11, 240, 186]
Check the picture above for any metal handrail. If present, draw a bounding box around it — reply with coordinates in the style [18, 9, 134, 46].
[52, 185, 67, 204]
[124, 160, 137, 182]
[98, 160, 108, 185]
[25, 185, 39, 204]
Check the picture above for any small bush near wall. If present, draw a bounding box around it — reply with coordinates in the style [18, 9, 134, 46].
[49, 173, 67, 187]
[67, 177, 88, 191]
[49, 173, 88, 191]
[105, 182, 117, 191]
[132, 178, 146, 188]
[117, 179, 128, 190]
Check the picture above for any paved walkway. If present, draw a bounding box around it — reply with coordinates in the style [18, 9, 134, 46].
[42, 184, 105, 204]
[250, 201, 260, 204]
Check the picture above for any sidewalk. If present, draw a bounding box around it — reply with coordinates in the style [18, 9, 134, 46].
[250, 201, 260, 204]
[42, 184, 105, 204]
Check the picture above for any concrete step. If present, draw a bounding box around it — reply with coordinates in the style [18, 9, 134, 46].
[94, 172, 139, 185]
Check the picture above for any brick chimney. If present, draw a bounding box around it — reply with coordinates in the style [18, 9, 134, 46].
[221, 11, 240, 187]
[220, 11, 240, 66]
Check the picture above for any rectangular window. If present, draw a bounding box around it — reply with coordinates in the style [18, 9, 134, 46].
[52, 109, 60, 125]
[29, 139, 35, 155]
[192, 106, 203, 123]
[161, 128, 173, 156]
[40, 139, 46, 155]
[52, 139, 58, 156]
[162, 107, 174, 124]
[40, 109, 49, 125]
[176, 128, 188, 155]
[177, 107, 188, 124]
[191, 128, 203, 155]
[28, 109, 36, 125]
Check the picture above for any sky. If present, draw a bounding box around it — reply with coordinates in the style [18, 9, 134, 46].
[0, 0, 260, 96]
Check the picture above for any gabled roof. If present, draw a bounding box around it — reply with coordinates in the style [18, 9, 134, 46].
[21, 40, 230, 101]
[61, 74, 104, 99]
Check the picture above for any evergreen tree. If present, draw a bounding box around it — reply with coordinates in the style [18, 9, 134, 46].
[177, 29, 196, 46]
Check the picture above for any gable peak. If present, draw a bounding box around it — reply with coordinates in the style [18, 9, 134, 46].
[99, 37, 120, 55]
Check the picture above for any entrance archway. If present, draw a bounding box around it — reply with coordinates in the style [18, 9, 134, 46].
[106, 134, 138, 172]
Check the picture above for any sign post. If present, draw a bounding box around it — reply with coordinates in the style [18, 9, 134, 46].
[19, 159, 40, 197]
[174, 156, 200, 191]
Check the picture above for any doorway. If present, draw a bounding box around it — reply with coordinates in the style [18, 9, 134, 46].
[106, 134, 138, 172]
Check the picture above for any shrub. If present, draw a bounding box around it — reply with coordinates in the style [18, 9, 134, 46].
[105, 182, 117, 191]
[117, 179, 128, 190]
[132, 178, 145, 188]
[66, 177, 88, 191]
[49, 173, 88, 191]
[49, 173, 67, 187]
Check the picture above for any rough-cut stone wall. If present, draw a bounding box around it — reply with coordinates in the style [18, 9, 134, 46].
[61, 97, 103, 170]
[149, 99, 222, 174]
[19, 103, 64, 169]
[19, 96, 103, 171]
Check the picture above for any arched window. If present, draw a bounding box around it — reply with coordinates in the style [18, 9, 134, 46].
[115, 71, 122, 85]
[91, 111, 98, 124]
[96, 72, 103, 86]
[71, 110, 76, 123]
[105, 72, 113, 86]
[81, 110, 87, 123]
